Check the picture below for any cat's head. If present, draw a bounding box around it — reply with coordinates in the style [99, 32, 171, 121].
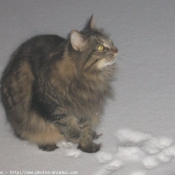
[69, 15, 118, 73]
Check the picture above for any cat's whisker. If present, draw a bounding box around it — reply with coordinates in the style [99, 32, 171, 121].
[118, 53, 126, 58]
[115, 53, 126, 61]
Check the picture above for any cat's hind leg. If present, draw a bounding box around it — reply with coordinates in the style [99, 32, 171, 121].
[23, 112, 63, 151]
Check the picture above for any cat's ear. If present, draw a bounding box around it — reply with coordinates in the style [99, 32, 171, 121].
[84, 15, 95, 30]
[70, 30, 87, 52]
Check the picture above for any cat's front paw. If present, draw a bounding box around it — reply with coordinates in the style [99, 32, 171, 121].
[78, 142, 101, 153]
[92, 131, 103, 140]
[65, 126, 82, 143]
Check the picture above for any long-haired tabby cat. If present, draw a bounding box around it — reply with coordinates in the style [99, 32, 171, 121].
[1, 16, 118, 153]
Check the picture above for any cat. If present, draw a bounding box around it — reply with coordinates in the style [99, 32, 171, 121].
[0, 15, 118, 153]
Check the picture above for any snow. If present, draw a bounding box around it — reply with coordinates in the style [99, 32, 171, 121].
[65, 149, 81, 158]
[116, 129, 152, 144]
[96, 152, 113, 164]
[142, 156, 159, 169]
[130, 171, 146, 175]
[1, 0, 175, 175]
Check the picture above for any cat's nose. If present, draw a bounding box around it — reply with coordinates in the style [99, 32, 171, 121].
[112, 46, 118, 54]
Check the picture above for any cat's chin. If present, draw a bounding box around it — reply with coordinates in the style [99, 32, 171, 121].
[106, 57, 117, 67]
[97, 57, 117, 69]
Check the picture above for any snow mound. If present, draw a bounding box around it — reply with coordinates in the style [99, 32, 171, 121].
[142, 156, 159, 169]
[116, 129, 152, 144]
[65, 149, 81, 158]
[96, 152, 113, 164]
[61, 129, 175, 175]
[94, 128, 175, 175]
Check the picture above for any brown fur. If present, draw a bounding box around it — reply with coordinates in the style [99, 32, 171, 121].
[1, 16, 118, 152]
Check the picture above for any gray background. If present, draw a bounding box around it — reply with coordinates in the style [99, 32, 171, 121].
[0, 0, 175, 175]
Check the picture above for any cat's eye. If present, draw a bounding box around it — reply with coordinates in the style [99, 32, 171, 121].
[97, 45, 105, 51]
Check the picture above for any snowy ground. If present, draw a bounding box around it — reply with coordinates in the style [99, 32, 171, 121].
[0, 0, 175, 175]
